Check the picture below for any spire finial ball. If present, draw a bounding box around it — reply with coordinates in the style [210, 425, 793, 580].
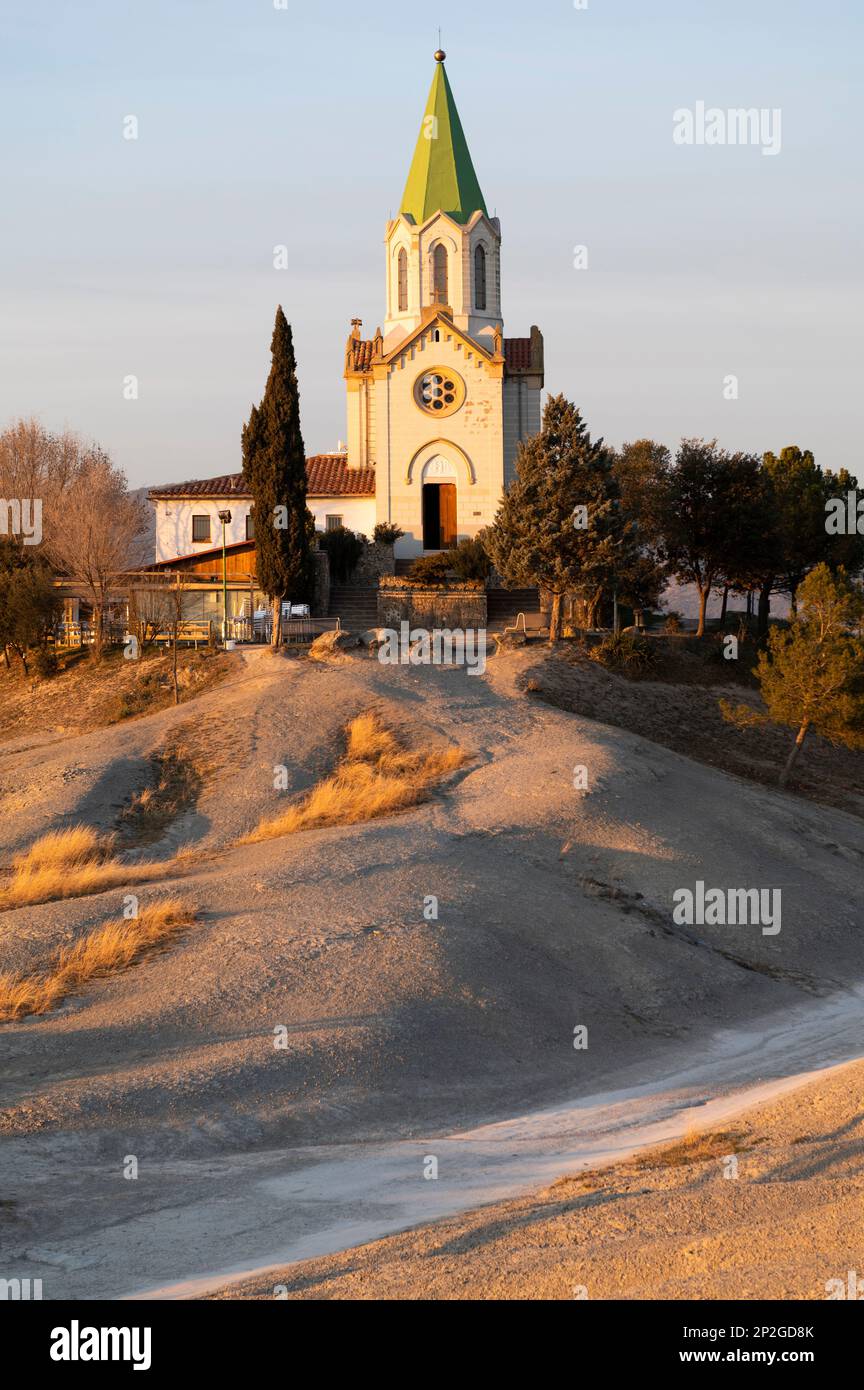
[434, 49, 446, 63]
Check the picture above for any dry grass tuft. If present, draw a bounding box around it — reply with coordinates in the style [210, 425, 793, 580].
[639, 1127, 753, 1170]
[550, 1129, 755, 1194]
[243, 713, 469, 843]
[0, 899, 197, 1022]
[345, 711, 400, 763]
[13, 825, 106, 871]
[0, 825, 175, 911]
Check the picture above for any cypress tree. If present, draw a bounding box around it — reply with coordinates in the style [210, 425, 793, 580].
[242, 308, 315, 647]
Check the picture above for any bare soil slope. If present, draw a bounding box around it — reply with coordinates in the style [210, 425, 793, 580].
[525, 646, 864, 820]
[1, 645, 862, 1298]
[214, 1059, 864, 1301]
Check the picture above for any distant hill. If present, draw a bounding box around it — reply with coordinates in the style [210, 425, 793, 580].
[131, 486, 157, 565]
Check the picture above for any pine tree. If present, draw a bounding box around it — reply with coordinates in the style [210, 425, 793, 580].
[611, 440, 671, 623]
[655, 440, 764, 639]
[748, 449, 864, 638]
[242, 309, 315, 647]
[723, 565, 864, 788]
[485, 395, 621, 642]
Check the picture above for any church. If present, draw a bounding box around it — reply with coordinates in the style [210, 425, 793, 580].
[344, 49, 544, 557]
[150, 52, 544, 567]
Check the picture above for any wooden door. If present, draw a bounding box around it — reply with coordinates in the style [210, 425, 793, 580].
[439, 484, 457, 548]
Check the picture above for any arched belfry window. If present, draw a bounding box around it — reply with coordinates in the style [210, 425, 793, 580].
[432, 245, 449, 305]
[397, 248, 408, 314]
[475, 244, 487, 311]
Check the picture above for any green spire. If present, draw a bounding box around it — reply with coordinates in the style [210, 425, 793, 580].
[401, 55, 488, 226]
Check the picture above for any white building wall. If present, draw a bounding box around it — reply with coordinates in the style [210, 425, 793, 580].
[310, 497, 376, 537]
[153, 496, 376, 563]
[503, 378, 543, 487]
[154, 500, 251, 563]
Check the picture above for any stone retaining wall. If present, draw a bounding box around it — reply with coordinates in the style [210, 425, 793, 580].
[312, 550, 330, 617]
[344, 541, 396, 588]
[377, 582, 487, 630]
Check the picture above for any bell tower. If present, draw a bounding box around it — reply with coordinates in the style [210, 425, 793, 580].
[383, 52, 502, 353]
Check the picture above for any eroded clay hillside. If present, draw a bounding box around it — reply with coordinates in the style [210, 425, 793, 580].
[1, 645, 862, 1296]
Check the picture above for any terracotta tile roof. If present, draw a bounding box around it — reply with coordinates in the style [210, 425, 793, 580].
[149, 474, 250, 500]
[149, 456, 375, 501]
[307, 456, 376, 496]
[504, 338, 532, 371]
[349, 339, 376, 371]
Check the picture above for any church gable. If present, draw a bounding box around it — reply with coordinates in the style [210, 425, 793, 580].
[383, 317, 503, 441]
[385, 310, 502, 376]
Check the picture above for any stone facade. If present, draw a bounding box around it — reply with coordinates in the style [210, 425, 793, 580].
[377, 580, 487, 631]
[311, 549, 330, 618]
[343, 541, 396, 588]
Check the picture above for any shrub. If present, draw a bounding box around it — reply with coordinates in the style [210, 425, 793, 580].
[589, 631, 657, 675]
[319, 526, 365, 583]
[410, 553, 453, 584]
[33, 647, 59, 680]
[447, 538, 492, 582]
[406, 541, 491, 586]
[664, 610, 682, 635]
[373, 523, 405, 546]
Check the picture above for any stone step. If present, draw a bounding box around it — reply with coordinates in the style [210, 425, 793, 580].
[487, 588, 541, 612]
[328, 587, 379, 626]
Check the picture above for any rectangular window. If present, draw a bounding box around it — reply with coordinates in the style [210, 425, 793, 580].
[192, 515, 211, 544]
[326, 515, 343, 532]
[245, 513, 256, 541]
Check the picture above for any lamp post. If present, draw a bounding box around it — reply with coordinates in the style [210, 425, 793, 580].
[218, 510, 232, 644]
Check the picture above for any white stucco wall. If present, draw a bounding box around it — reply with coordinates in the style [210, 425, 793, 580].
[152, 496, 377, 563]
[309, 497, 376, 538]
[153, 500, 250, 563]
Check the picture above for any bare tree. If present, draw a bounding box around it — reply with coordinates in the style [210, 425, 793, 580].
[0, 419, 88, 536]
[44, 453, 150, 657]
[126, 577, 175, 655]
[2, 420, 151, 655]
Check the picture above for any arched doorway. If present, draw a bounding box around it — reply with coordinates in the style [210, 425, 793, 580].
[421, 456, 458, 551]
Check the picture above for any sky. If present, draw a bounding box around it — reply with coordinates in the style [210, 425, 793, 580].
[0, 0, 861, 490]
